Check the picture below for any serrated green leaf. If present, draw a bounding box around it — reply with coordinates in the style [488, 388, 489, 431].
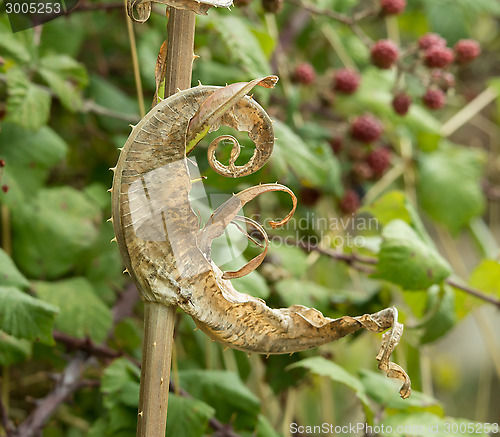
[417, 144, 486, 234]
[374, 220, 451, 290]
[34, 277, 112, 343]
[0, 248, 30, 289]
[178, 369, 260, 426]
[5, 68, 51, 131]
[12, 187, 101, 279]
[0, 330, 31, 366]
[0, 286, 58, 344]
[166, 394, 215, 437]
[0, 123, 68, 206]
[38, 54, 88, 111]
[288, 357, 372, 410]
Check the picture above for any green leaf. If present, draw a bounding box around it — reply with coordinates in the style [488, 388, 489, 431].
[34, 278, 112, 343]
[101, 358, 140, 408]
[0, 24, 32, 63]
[254, 414, 280, 437]
[362, 191, 412, 226]
[178, 369, 260, 426]
[0, 330, 31, 366]
[275, 279, 332, 312]
[374, 220, 451, 290]
[271, 121, 335, 188]
[0, 123, 68, 206]
[359, 370, 441, 412]
[0, 286, 58, 344]
[166, 394, 215, 437]
[87, 75, 139, 131]
[12, 187, 101, 279]
[230, 269, 270, 300]
[39, 54, 88, 111]
[288, 357, 371, 410]
[380, 412, 490, 437]
[5, 68, 51, 131]
[417, 144, 486, 233]
[420, 285, 457, 345]
[469, 259, 500, 297]
[210, 15, 271, 79]
[0, 248, 30, 289]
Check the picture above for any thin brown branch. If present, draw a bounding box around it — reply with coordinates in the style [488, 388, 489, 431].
[14, 353, 87, 437]
[293, 238, 377, 265]
[288, 0, 374, 45]
[446, 278, 500, 309]
[292, 238, 500, 308]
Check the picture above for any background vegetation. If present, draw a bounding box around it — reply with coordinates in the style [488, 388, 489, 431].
[0, 0, 500, 435]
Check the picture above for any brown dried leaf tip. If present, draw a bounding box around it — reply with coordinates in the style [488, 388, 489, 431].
[111, 76, 411, 399]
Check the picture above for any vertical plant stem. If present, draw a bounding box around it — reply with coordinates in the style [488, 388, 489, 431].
[136, 7, 196, 437]
[137, 303, 176, 437]
[124, 0, 146, 117]
[164, 8, 196, 97]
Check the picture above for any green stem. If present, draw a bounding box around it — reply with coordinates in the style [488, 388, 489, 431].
[136, 303, 176, 437]
[124, 0, 146, 117]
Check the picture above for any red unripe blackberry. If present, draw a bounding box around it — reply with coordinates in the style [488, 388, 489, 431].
[424, 46, 454, 68]
[380, 0, 406, 15]
[431, 70, 455, 91]
[392, 93, 412, 116]
[262, 0, 283, 13]
[333, 69, 361, 94]
[340, 190, 361, 213]
[352, 161, 374, 181]
[370, 40, 399, 69]
[1, 185, 8, 194]
[0, 159, 5, 168]
[350, 114, 384, 143]
[367, 147, 391, 176]
[328, 137, 343, 155]
[423, 88, 446, 110]
[418, 33, 446, 51]
[454, 39, 481, 64]
[292, 63, 316, 85]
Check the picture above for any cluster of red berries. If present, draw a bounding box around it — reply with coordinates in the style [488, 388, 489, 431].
[338, 145, 392, 213]
[328, 114, 392, 213]
[389, 34, 481, 115]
